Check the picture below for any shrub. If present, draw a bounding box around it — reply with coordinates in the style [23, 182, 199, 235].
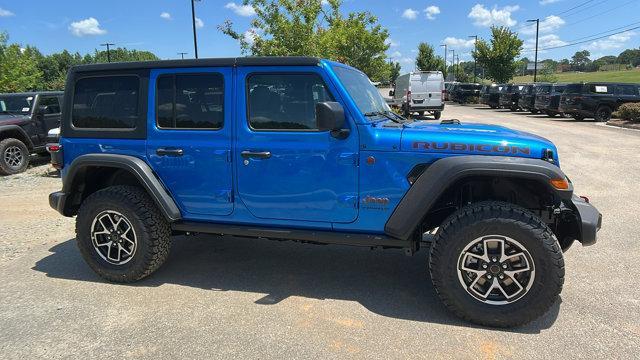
[614, 103, 640, 122]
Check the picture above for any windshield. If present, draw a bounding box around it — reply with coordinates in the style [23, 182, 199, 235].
[0, 95, 33, 114]
[332, 66, 390, 116]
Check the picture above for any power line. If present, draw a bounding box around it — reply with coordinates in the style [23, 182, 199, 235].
[555, 0, 598, 16]
[557, 0, 608, 18]
[539, 26, 640, 50]
[564, 20, 640, 43]
[564, 0, 638, 27]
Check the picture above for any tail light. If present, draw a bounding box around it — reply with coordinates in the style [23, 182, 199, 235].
[46, 143, 63, 170]
[406, 90, 412, 103]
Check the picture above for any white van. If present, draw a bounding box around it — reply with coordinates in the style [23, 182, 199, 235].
[390, 71, 444, 119]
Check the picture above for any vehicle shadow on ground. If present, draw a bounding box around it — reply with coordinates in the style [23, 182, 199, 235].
[32, 235, 560, 333]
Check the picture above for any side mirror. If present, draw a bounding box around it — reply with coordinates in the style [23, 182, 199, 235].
[389, 90, 395, 97]
[315, 101, 348, 139]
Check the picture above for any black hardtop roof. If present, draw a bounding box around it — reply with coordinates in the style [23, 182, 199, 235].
[69, 56, 321, 73]
[0, 91, 64, 96]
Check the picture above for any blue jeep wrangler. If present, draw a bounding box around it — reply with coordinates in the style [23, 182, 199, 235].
[49, 57, 601, 327]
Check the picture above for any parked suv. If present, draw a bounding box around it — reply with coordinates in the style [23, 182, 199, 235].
[534, 83, 567, 117]
[0, 91, 64, 175]
[453, 83, 482, 104]
[560, 82, 640, 121]
[480, 84, 501, 109]
[518, 84, 544, 114]
[49, 57, 601, 328]
[499, 84, 526, 111]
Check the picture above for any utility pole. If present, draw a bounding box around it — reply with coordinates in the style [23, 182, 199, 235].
[440, 44, 447, 79]
[528, 19, 540, 82]
[456, 55, 460, 81]
[450, 49, 456, 81]
[191, 0, 201, 59]
[178, 52, 188, 59]
[468, 35, 478, 83]
[100, 43, 115, 63]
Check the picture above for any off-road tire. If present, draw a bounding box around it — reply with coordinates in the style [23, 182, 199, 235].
[573, 115, 585, 121]
[594, 106, 612, 122]
[510, 105, 518, 112]
[531, 109, 539, 114]
[0, 138, 30, 175]
[76, 185, 171, 283]
[433, 111, 442, 120]
[545, 110, 557, 117]
[429, 201, 564, 328]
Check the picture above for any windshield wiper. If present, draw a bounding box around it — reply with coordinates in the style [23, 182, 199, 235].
[364, 111, 406, 124]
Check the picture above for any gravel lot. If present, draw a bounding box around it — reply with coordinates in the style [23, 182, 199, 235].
[1, 104, 639, 359]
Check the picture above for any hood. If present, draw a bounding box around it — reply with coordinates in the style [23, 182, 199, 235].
[0, 113, 30, 126]
[401, 121, 558, 162]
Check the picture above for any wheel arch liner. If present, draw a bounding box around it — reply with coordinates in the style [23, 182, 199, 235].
[52, 154, 181, 221]
[384, 155, 573, 240]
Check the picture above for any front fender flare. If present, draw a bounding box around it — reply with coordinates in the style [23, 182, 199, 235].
[384, 155, 573, 240]
[0, 125, 35, 149]
[55, 154, 181, 221]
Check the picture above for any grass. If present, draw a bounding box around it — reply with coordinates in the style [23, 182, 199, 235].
[512, 69, 640, 83]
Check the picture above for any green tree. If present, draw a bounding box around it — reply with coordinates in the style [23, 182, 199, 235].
[89, 48, 160, 64]
[0, 34, 43, 92]
[219, 0, 390, 81]
[617, 48, 640, 67]
[414, 42, 445, 72]
[473, 26, 523, 83]
[571, 50, 591, 71]
[388, 61, 401, 84]
[537, 63, 558, 83]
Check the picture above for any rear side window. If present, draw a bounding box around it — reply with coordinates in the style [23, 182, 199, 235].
[39, 96, 61, 114]
[247, 73, 333, 131]
[617, 84, 638, 96]
[72, 76, 140, 129]
[156, 73, 224, 129]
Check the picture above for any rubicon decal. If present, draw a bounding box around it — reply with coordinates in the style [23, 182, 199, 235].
[412, 142, 531, 155]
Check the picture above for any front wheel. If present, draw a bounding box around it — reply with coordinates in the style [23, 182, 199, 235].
[429, 201, 564, 327]
[0, 138, 30, 175]
[76, 185, 171, 283]
[433, 111, 442, 120]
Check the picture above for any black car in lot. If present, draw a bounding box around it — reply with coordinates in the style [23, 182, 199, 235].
[480, 84, 502, 109]
[534, 83, 567, 117]
[560, 82, 640, 122]
[0, 91, 64, 175]
[518, 83, 546, 114]
[452, 83, 482, 104]
[499, 84, 526, 111]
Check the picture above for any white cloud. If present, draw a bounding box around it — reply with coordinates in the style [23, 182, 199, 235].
[160, 12, 172, 20]
[195, 17, 204, 28]
[539, 0, 562, 4]
[389, 51, 402, 59]
[520, 15, 564, 35]
[321, 0, 329, 5]
[424, 6, 440, 20]
[225, 2, 256, 17]
[584, 31, 637, 51]
[468, 4, 519, 27]
[69, 17, 107, 37]
[402, 8, 419, 20]
[443, 37, 476, 48]
[523, 34, 567, 54]
[0, 7, 14, 17]
[386, 38, 399, 48]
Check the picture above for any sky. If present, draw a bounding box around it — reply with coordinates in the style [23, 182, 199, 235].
[1, 0, 639, 72]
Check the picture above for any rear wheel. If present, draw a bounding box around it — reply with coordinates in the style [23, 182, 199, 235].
[573, 114, 585, 121]
[433, 111, 442, 120]
[545, 110, 557, 117]
[76, 185, 171, 283]
[0, 138, 29, 175]
[510, 105, 518, 112]
[594, 106, 612, 122]
[429, 201, 564, 327]
[531, 109, 539, 114]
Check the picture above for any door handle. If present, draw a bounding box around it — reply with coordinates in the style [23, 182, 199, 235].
[156, 148, 184, 157]
[241, 150, 272, 159]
